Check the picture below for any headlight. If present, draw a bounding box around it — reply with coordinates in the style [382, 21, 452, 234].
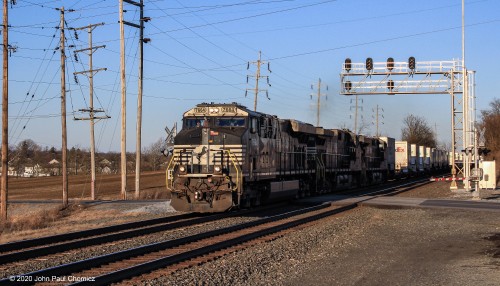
[214, 165, 222, 174]
[179, 165, 187, 174]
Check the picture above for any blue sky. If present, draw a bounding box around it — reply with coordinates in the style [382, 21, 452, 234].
[5, 0, 500, 152]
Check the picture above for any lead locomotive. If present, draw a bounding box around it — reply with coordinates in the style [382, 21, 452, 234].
[166, 102, 392, 212]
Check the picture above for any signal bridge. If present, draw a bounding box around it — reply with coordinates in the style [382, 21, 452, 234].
[340, 59, 464, 95]
[340, 57, 476, 192]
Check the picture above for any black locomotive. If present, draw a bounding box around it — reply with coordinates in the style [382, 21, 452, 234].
[166, 102, 393, 212]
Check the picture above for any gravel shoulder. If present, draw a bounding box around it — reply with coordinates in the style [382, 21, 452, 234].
[149, 206, 499, 286]
[143, 181, 500, 286]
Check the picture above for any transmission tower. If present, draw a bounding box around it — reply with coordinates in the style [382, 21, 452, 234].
[73, 23, 109, 201]
[310, 78, 328, 127]
[372, 105, 384, 136]
[246, 51, 271, 111]
[349, 95, 363, 133]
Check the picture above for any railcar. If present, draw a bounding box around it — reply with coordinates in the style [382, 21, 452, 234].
[166, 103, 393, 212]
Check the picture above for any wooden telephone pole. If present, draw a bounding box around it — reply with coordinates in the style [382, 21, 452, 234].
[119, 0, 127, 200]
[73, 23, 109, 200]
[246, 51, 271, 112]
[1, 0, 9, 222]
[119, 0, 149, 200]
[59, 7, 68, 207]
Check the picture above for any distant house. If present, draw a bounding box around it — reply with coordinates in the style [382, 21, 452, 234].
[7, 166, 17, 177]
[48, 159, 60, 176]
[0, 166, 17, 177]
[23, 163, 44, 177]
[99, 159, 113, 174]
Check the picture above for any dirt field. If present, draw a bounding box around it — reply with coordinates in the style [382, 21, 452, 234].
[5, 171, 168, 200]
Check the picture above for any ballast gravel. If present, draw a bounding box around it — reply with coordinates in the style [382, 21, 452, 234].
[143, 206, 500, 286]
[0, 215, 262, 279]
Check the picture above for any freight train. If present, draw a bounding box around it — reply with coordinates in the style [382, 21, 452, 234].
[165, 102, 448, 212]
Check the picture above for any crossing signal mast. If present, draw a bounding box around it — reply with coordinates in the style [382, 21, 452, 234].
[340, 57, 477, 192]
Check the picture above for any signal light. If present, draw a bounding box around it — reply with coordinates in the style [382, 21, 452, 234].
[344, 58, 352, 72]
[408, 56, 416, 70]
[366, 57, 373, 71]
[387, 80, 394, 90]
[345, 81, 352, 91]
[387, 57, 394, 71]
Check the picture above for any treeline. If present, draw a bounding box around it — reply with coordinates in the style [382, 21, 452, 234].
[4, 137, 167, 176]
[480, 98, 500, 160]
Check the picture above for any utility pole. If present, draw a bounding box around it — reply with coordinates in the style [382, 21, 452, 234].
[350, 95, 363, 133]
[310, 78, 328, 127]
[119, 0, 127, 200]
[73, 23, 109, 200]
[59, 7, 68, 208]
[372, 105, 384, 137]
[120, 0, 149, 200]
[124, 0, 150, 200]
[135, 0, 144, 200]
[1, 0, 10, 222]
[246, 51, 271, 112]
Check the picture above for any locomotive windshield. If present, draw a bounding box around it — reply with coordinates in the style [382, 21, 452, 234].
[184, 117, 246, 128]
[184, 117, 206, 128]
[215, 117, 246, 127]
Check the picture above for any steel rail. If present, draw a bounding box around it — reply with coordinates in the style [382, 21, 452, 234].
[76, 204, 357, 286]
[0, 203, 331, 286]
[0, 212, 198, 253]
[0, 212, 232, 264]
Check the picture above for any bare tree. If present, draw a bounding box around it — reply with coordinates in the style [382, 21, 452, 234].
[12, 139, 41, 176]
[401, 114, 436, 147]
[144, 137, 165, 171]
[480, 98, 500, 157]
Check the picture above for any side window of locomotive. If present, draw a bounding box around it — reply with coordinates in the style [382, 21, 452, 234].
[215, 117, 246, 127]
[185, 118, 205, 129]
[250, 117, 258, 133]
[259, 117, 268, 138]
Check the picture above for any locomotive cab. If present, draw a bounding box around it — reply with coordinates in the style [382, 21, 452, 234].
[167, 103, 250, 212]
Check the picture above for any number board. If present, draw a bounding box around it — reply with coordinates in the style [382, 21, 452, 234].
[194, 107, 207, 114]
[221, 106, 237, 113]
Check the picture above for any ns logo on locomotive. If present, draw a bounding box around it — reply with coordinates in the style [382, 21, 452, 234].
[166, 102, 399, 213]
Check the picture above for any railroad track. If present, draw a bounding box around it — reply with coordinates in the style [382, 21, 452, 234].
[0, 180, 426, 286]
[0, 205, 278, 266]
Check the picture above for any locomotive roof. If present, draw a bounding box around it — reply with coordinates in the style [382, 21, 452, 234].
[184, 102, 266, 117]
